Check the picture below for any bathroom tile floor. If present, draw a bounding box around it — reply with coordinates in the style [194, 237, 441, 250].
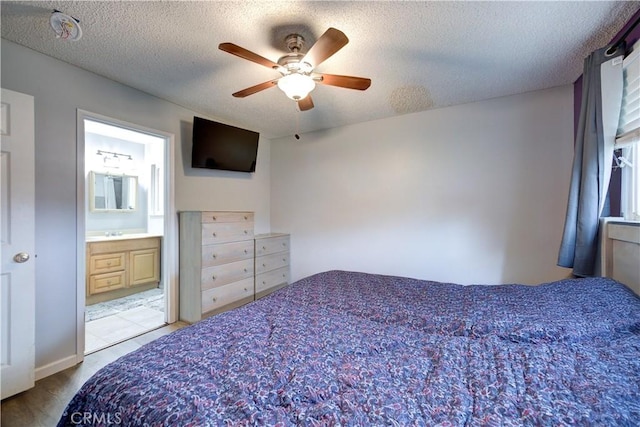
[85, 306, 165, 354]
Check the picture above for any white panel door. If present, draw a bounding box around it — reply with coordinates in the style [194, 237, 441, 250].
[1, 88, 35, 399]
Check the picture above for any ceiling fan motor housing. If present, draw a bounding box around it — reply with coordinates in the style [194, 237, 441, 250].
[277, 53, 312, 75]
[285, 34, 305, 52]
[277, 34, 313, 75]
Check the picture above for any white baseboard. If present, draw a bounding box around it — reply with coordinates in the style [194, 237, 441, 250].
[35, 354, 79, 381]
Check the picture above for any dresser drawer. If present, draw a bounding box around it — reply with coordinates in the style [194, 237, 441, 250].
[255, 267, 290, 294]
[89, 271, 126, 294]
[201, 211, 253, 224]
[201, 240, 254, 268]
[201, 277, 254, 314]
[201, 258, 254, 291]
[255, 235, 290, 257]
[202, 222, 254, 245]
[255, 252, 289, 275]
[89, 252, 126, 274]
[179, 211, 259, 323]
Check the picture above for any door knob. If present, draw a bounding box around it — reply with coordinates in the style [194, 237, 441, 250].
[14, 252, 30, 263]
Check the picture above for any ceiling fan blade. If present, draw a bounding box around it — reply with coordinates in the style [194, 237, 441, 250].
[297, 95, 314, 111]
[232, 79, 279, 98]
[316, 73, 371, 90]
[219, 42, 279, 69]
[302, 28, 349, 67]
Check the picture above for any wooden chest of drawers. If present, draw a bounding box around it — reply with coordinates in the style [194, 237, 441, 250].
[179, 211, 255, 323]
[255, 233, 290, 299]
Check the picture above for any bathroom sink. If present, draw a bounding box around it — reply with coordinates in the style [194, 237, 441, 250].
[85, 235, 108, 241]
[86, 233, 160, 242]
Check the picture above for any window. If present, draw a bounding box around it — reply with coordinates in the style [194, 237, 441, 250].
[617, 39, 640, 220]
[619, 145, 639, 220]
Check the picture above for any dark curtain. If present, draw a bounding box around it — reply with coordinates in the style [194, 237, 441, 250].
[558, 44, 625, 276]
[113, 177, 123, 209]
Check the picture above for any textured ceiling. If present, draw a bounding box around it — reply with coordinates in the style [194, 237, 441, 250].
[2, 1, 639, 139]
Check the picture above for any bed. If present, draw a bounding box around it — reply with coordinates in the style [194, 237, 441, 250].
[58, 270, 640, 426]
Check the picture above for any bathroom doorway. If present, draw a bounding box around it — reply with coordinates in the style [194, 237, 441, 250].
[77, 111, 176, 355]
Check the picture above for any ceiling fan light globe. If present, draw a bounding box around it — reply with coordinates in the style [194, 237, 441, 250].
[278, 73, 316, 100]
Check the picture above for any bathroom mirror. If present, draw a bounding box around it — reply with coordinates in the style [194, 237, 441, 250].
[89, 171, 138, 212]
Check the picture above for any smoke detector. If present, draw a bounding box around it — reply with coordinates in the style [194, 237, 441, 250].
[50, 10, 82, 41]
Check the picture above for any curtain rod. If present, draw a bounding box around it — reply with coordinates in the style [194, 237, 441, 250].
[607, 12, 640, 55]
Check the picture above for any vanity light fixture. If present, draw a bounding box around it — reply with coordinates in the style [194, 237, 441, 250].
[96, 150, 133, 160]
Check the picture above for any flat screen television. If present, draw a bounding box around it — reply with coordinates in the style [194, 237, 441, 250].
[191, 116, 259, 173]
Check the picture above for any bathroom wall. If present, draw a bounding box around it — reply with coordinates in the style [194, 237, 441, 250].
[85, 133, 147, 233]
[146, 141, 166, 236]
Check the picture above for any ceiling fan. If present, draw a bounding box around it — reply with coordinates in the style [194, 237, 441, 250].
[219, 28, 371, 111]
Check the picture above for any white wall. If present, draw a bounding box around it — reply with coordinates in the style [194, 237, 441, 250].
[1, 39, 271, 372]
[0, 35, 574, 376]
[271, 85, 574, 285]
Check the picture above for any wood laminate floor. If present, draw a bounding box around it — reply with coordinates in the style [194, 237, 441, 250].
[0, 322, 188, 427]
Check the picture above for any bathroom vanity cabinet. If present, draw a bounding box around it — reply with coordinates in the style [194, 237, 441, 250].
[86, 236, 161, 304]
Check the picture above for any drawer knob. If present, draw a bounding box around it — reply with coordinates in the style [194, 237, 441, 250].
[244, 249, 248, 254]
[212, 216, 217, 221]
[263, 263, 266, 267]
[263, 281, 266, 285]
[244, 268, 248, 272]
[262, 246, 267, 250]
[244, 216, 248, 220]
[212, 275, 216, 280]
[212, 297, 217, 302]
[244, 287, 248, 292]
[212, 254, 217, 259]
[107, 280, 112, 285]
[244, 230, 248, 234]
[212, 232, 217, 237]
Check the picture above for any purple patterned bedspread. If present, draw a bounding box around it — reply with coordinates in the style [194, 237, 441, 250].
[59, 270, 640, 426]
